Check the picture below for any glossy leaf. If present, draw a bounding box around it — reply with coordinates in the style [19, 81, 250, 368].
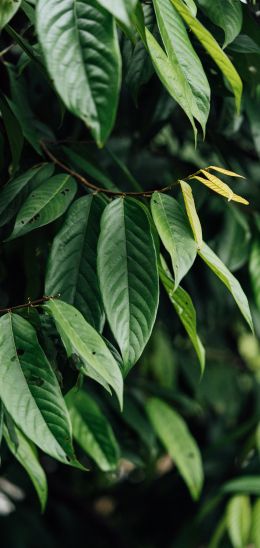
[170, 0, 242, 111]
[249, 238, 260, 310]
[45, 195, 106, 332]
[0, 0, 21, 29]
[43, 299, 123, 408]
[97, 197, 159, 373]
[191, 171, 249, 205]
[96, 0, 137, 31]
[226, 495, 251, 548]
[66, 389, 120, 471]
[199, 242, 253, 331]
[146, 398, 204, 500]
[0, 313, 77, 465]
[7, 174, 77, 240]
[198, 0, 242, 48]
[151, 192, 197, 289]
[153, 0, 210, 133]
[180, 180, 203, 249]
[36, 0, 121, 146]
[4, 424, 48, 511]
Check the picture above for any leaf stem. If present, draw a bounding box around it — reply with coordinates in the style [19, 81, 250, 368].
[0, 295, 60, 314]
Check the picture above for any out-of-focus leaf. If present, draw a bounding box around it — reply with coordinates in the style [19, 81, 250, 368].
[0, 0, 21, 29]
[249, 238, 260, 310]
[251, 498, 260, 548]
[198, 0, 242, 48]
[222, 476, 260, 496]
[217, 207, 251, 272]
[226, 495, 251, 548]
[0, 91, 23, 173]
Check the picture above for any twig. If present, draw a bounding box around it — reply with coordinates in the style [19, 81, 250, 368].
[0, 294, 60, 314]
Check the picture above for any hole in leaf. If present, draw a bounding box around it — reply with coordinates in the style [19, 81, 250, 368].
[92, 351, 96, 355]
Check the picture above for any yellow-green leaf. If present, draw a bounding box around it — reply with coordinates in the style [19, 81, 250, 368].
[191, 171, 249, 205]
[180, 180, 203, 248]
[251, 498, 260, 548]
[207, 166, 245, 179]
[226, 495, 251, 548]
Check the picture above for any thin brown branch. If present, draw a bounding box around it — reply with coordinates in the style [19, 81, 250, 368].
[0, 294, 60, 314]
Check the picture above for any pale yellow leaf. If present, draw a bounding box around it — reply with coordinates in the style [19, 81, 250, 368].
[207, 166, 245, 179]
[191, 171, 249, 205]
[180, 180, 203, 249]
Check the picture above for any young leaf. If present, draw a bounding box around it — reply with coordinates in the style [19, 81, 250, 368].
[6, 174, 77, 240]
[180, 180, 203, 249]
[45, 195, 106, 332]
[97, 197, 159, 374]
[198, 0, 242, 48]
[36, 0, 121, 146]
[43, 299, 123, 409]
[207, 166, 245, 179]
[251, 498, 260, 548]
[160, 264, 205, 373]
[191, 171, 249, 205]
[66, 389, 120, 472]
[198, 242, 253, 331]
[151, 192, 197, 289]
[96, 0, 137, 32]
[153, 0, 210, 133]
[249, 239, 260, 310]
[170, 0, 242, 111]
[146, 398, 204, 500]
[0, 313, 77, 465]
[4, 424, 48, 512]
[226, 495, 251, 548]
[0, 0, 21, 29]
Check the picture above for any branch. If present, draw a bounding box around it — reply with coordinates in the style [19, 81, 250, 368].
[0, 294, 60, 314]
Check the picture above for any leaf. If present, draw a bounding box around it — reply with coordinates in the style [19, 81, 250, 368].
[222, 476, 260, 496]
[191, 171, 249, 205]
[153, 0, 210, 133]
[217, 207, 251, 272]
[198, 242, 253, 331]
[96, 0, 137, 32]
[249, 238, 260, 310]
[151, 192, 197, 289]
[45, 195, 105, 332]
[62, 146, 117, 190]
[226, 495, 251, 548]
[36, 0, 121, 146]
[144, 28, 197, 138]
[0, 163, 54, 227]
[146, 398, 204, 500]
[170, 0, 243, 111]
[4, 424, 48, 512]
[207, 166, 245, 178]
[0, 313, 77, 465]
[43, 299, 123, 409]
[180, 180, 203, 249]
[66, 389, 120, 471]
[97, 197, 159, 373]
[198, 0, 242, 48]
[6, 174, 77, 240]
[159, 263, 205, 373]
[251, 498, 260, 548]
[0, 0, 21, 29]
[0, 90, 24, 173]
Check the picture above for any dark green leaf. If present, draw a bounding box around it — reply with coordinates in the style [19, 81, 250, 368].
[0, 0, 21, 29]
[0, 91, 24, 173]
[198, 0, 242, 48]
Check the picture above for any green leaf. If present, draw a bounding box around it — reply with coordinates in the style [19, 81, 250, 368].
[0, 163, 54, 227]
[6, 174, 77, 240]
[0, 313, 77, 465]
[180, 180, 203, 249]
[0, 0, 21, 29]
[153, 0, 210, 133]
[36, 0, 121, 146]
[199, 242, 253, 331]
[151, 192, 197, 289]
[66, 388, 120, 471]
[96, 0, 137, 32]
[170, 0, 242, 111]
[0, 90, 24, 173]
[217, 207, 251, 272]
[160, 264, 205, 373]
[251, 498, 260, 548]
[222, 476, 260, 496]
[198, 0, 242, 48]
[226, 495, 251, 548]
[4, 424, 48, 512]
[62, 146, 117, 191]
[97, 197, 159, 373]
[45, 195, 105, 332]
[144, 28, 197, 137]
[43, 299, 123, 409]
[250, 238, 260, 310]
[146, 398, 204, 500]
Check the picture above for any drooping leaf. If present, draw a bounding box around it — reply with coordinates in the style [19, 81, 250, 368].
[146, 398, 204, 500]
[0, 90, 23, 173]
[226, 495, 251, 548]
[251, 498, 260, 548]
[217, 207, 251, 272]
[43, 299, 123, 408]
[207, 166, 245, 178]
[170, 0, 242, 111]
[6, 174, 77, 240]
[66, 388, 120, 471]
[45, 195, 106, 332]
[180, 180, 203, 249]
[153, 0, 210, 133]
[96, 0, 137, 32]
[198, 242, 253, 331]
[249, 238, 260, 310]
[151, 192, 197, 289]
[160, 262, 205, 373]
[0, 0, 21, 29]
[198, 0, 242, 48]
[0, 313, 77, 465]
[4, 424, 48, 511]
[97, 197, 159, 374]
[191, 171, 249, 205]
[36, 0, 121, 146]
